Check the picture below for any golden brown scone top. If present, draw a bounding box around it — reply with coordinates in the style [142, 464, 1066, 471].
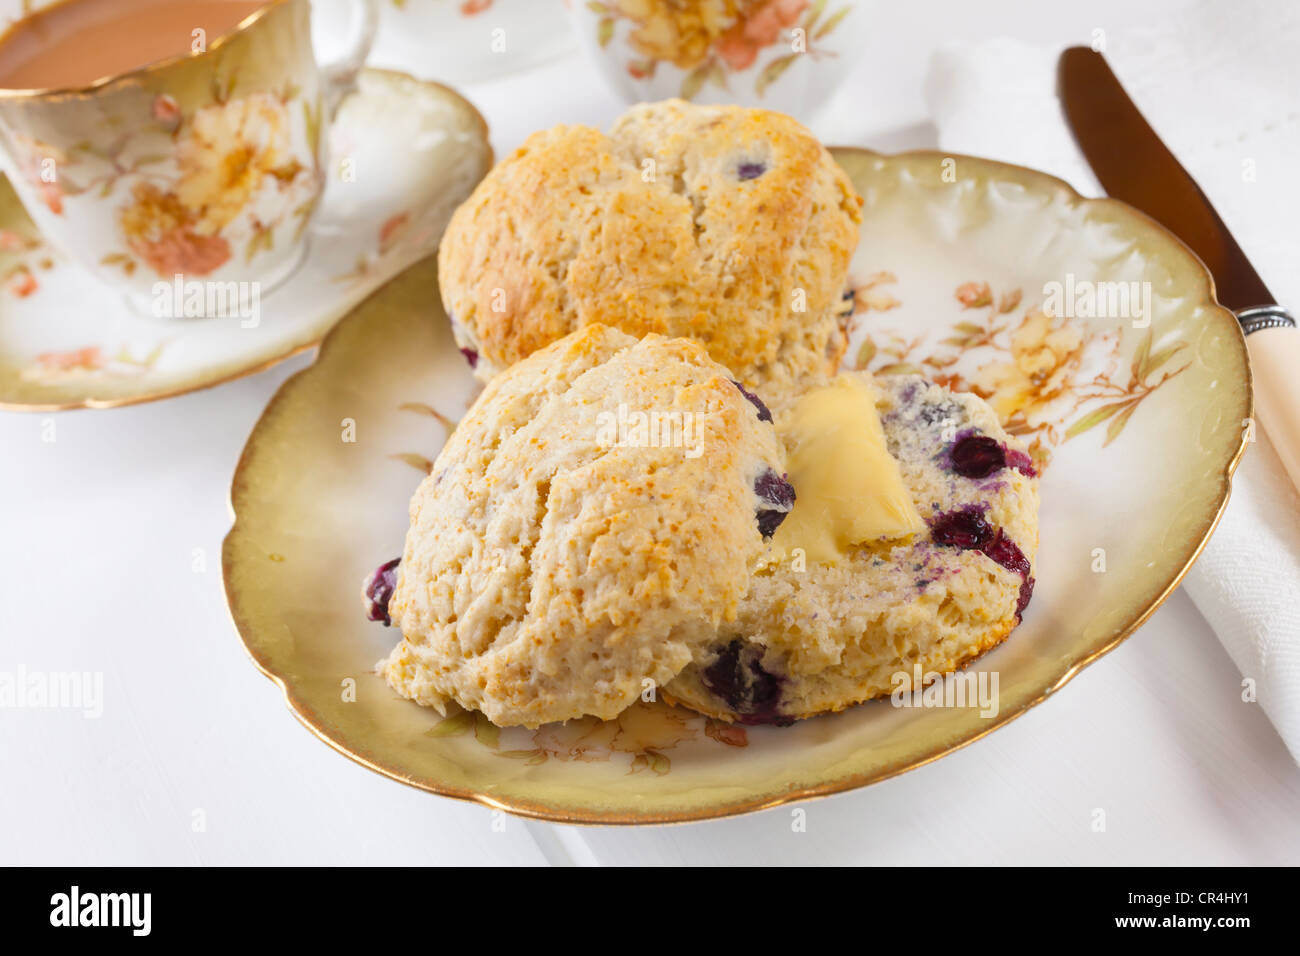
[381, 324, 790, 728]
[438, 99, 862, 394]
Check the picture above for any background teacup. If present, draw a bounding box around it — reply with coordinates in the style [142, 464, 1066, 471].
[567, 0, 869, 122]
[0, 0, 376, 306]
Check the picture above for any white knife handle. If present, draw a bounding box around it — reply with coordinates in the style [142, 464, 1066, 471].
[1242, 307, 1300, 495]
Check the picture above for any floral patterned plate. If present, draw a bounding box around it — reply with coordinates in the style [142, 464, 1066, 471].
[0, 69, 491, 411]
[224, 148, 1250, 824]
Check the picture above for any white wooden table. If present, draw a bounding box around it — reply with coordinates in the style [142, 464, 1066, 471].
[3, 0, 1298, 866]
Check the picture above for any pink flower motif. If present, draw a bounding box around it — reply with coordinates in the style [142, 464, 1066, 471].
[747, 0, 809, 45]
[152, 94, 182, 129]
[36, 346, 101, 371]
[7, 270, 37, 298]
[120, 182, 232, 277]
[35, 178, 63, 216]
[378, 212, 409, 254]
[131, 230, 231, 278]
[460, 0, 493, 13]
[956, 280, 993, 309]
[0, 230, 27, 252]
[715, 0, 809, 71]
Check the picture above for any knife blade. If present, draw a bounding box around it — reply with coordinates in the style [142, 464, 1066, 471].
[1059, 46, 1300, 492]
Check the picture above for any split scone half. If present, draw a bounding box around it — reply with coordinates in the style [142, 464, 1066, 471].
[663, 372, 1040, 725]
[375, 324, 792, 728]
[438, 98, 863, 393]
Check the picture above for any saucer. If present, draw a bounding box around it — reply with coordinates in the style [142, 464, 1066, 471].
[224, 148, 1249, 823]
[0, 68, 491, 411]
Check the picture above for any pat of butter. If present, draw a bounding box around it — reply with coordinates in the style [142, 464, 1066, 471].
[769, 376, 924, 565]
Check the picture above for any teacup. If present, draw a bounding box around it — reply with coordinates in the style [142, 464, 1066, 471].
[567, 0, 869, 122]
[0, 0, 376, 307]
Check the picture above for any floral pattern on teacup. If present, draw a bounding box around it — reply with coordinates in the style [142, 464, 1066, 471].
[0, 0, 324, 293]
[110, 91, 316, 277]
[588, 0, 852, 99]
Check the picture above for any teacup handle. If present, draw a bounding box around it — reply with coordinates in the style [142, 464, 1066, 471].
[313, 0, 378, 117]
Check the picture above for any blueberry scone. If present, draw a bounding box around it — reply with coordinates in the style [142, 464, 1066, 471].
[663, 373, 1039, 724]
[371, 324, 794, 728]
[438, 99, 862, 394]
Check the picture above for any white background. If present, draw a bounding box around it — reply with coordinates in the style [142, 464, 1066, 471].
[3, 0, 1299, 865]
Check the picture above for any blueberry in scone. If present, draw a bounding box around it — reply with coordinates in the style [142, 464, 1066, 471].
[362, 558, 400, 626]
[437, 98, 863, 393]
[375, 325, 791, 728]
[663, 373, 1040, 725]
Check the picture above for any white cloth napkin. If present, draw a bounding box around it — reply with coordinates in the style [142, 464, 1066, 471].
[923, 0, 1300, 762]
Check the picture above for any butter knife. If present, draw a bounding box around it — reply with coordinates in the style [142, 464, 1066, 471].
[1059, 46, 1299, 491]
